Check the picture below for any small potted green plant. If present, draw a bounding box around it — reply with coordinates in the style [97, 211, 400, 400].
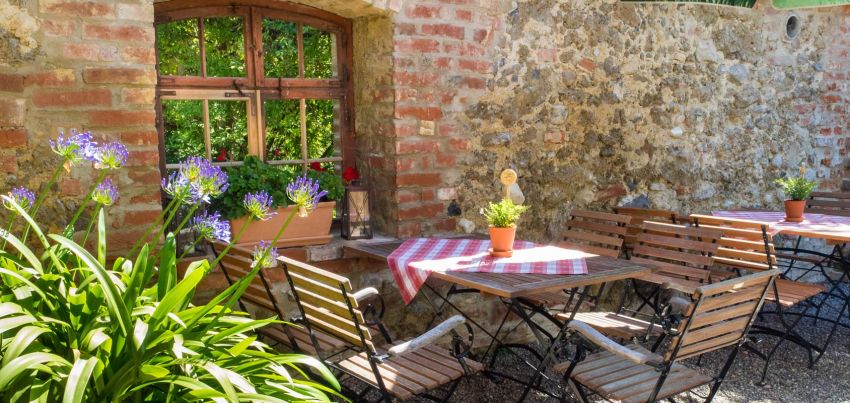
[212, 157, 344, 247]
[775, 164, 818, 222]
[482, 198, 529, 257]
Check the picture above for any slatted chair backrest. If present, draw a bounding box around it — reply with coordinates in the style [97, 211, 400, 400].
[631, 222, 722, 283]
[612, 207, 679, 252]
[280, 256, 375, 353]
[805, 191, 850, 217]
[690, 215, 777, 273]
[665, 270, 777, 362]
[211, 241, 285, 318]
[560, 210, 631, 258]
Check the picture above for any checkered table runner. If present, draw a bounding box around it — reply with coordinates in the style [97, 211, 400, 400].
[713, 210, 850, 237]
[388, 238, 590, 304]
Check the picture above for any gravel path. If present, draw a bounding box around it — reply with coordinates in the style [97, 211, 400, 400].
[343, 285, 850, 402]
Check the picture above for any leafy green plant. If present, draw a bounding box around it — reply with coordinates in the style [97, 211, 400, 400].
[0, 131, 341, 402]
[212, 157, 344, 220]
[482, 198, 529, 228]
[775, 176, 818, 201]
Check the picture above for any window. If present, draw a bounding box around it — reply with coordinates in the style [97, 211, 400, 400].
[154, 1, 353, 173]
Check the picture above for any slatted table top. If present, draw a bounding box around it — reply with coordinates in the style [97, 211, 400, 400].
[344, 239, 654, 299]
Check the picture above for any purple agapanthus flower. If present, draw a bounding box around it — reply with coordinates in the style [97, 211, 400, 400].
[50, 129, 97, 166]
[251, 240, 279, 269]
[183, 158, 228, 203]
[92, 178, 119, 207]
[243, 191, 276, 221]
[4, 186, 36, 212]
[191, 211, 231, 243]
[162, 171, 197, 205]
[93, 142, 129, 170]
[286, 175, 327, 218]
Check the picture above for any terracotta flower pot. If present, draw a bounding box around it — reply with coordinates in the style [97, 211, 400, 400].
[489, 226, 516, 257]
[229, 201, 336, 248]
[784, 200, 806, 223]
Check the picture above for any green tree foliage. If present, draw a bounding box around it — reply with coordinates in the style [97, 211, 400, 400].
[157, 17, 338, 166]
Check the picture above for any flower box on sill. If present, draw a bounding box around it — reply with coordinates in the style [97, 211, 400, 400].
[229, 201, 335, 248]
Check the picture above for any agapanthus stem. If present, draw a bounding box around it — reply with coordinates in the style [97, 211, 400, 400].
[128, 196, 178, 259]
[68, 171, 108, 231]
[80, 204, 102, 251]
[178, 237, 202, 260]
[208, 217, 253, 270]
[172, 204, 199, 236]
[21, 164, 64, 245]
[250, 207, 298, 272]
[1, 216, 13, 250]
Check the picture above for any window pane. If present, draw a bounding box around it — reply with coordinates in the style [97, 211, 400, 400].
[306, 99, 339, 159]
[265, 99, 302, 161]
[204, 17, 246, 77]
[163, 100, 205, 164]
[209, 100, 248, 162]
[156, 19, 201, 76]
[262, 19, 298, 78]
[303, 25, 336, 79]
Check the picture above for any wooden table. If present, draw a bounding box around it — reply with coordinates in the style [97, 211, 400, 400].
[344, 240, 654, 298]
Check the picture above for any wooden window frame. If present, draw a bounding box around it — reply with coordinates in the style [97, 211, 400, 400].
[154, 0, 355, 175]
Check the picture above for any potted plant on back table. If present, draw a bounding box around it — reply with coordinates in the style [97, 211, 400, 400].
[212, 156, 345, 247]
[482, 197, 529, 257]
[775, 164, 818, 223]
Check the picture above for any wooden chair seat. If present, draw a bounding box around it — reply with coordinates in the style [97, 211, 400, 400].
[768, 278, 825, 307]
[336, 344, 484, 401]
[258, 324, 348, 356]
[558, 312, 663, 340]
[554, 345, 712, 403]
[774, 252, 828, 265]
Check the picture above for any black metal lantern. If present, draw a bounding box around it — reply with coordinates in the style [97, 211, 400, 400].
[341, 183, 372, 240]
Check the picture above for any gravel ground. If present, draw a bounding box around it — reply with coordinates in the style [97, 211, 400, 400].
[342, 284, 850, 402]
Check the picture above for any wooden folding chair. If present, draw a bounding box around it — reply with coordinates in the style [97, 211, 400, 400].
[557, 222, 722, 343]
[280, 256, 484, 402]
[555, 270, 778, 403]
[690, 214, 830, 384]
[613, 207, 679, 256]
[519, 210, 632, 308]
[211, 241, 351, 356]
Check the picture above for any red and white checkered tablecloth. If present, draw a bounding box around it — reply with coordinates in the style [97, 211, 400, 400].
[388, 238, 590, 304]
[713, 211, 850, 237]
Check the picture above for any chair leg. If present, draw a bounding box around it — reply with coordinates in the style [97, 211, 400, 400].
[566, 380, 590, 403]
[706, 345, 741, 402]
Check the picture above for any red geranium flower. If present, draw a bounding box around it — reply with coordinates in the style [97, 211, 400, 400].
[310, 162, 325, 172]
[216, 147, 227, 162]
[342, 167, 360, 183]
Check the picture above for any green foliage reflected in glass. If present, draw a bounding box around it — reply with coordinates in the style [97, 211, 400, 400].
[209, 100, 248, 162]
[163, 100, 204, 164]
[303, 25, 335, 78]
[265, 99, 301, 160]
[156, 19, 200, 76]
[263, 19, 298, 78]
[204, 17, 246, 77]
[306, 99, 337, 159]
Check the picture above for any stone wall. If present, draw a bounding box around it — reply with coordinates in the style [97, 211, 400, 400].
[0, 0, 160, 250]
[386, 0, 850, 242]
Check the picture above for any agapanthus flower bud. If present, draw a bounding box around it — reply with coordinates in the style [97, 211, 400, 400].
[286, 175, 327, 218]
[243, 191, 276, 221]
[92, 178, 119, 207]
[4, 186, 35, 211]
[191, 211, 231, 243]
[93, 142, 129, 170]
[251, 240, 279, 269]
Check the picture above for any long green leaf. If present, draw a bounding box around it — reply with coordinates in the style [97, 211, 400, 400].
[0, 352, 70, 391]
[123, 245, 150, 307]
[157, 233, 177, 300]
[63, 357, 98, 403]
[0, 314, 38, 333]
[49, 234, 131, 336]
[774, 0, 850, 8]
[208, 319, 277, 345]
[0, 268, 51, 307]
[202, 362, 239, 401]
[151, 267, 205, 324]
[1, 326, 49, 367]
[0, 227, 43, 274]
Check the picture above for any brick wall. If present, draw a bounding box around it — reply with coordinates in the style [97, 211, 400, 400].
[0, 0, 160, 251]
[387, 0, 501, 237]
